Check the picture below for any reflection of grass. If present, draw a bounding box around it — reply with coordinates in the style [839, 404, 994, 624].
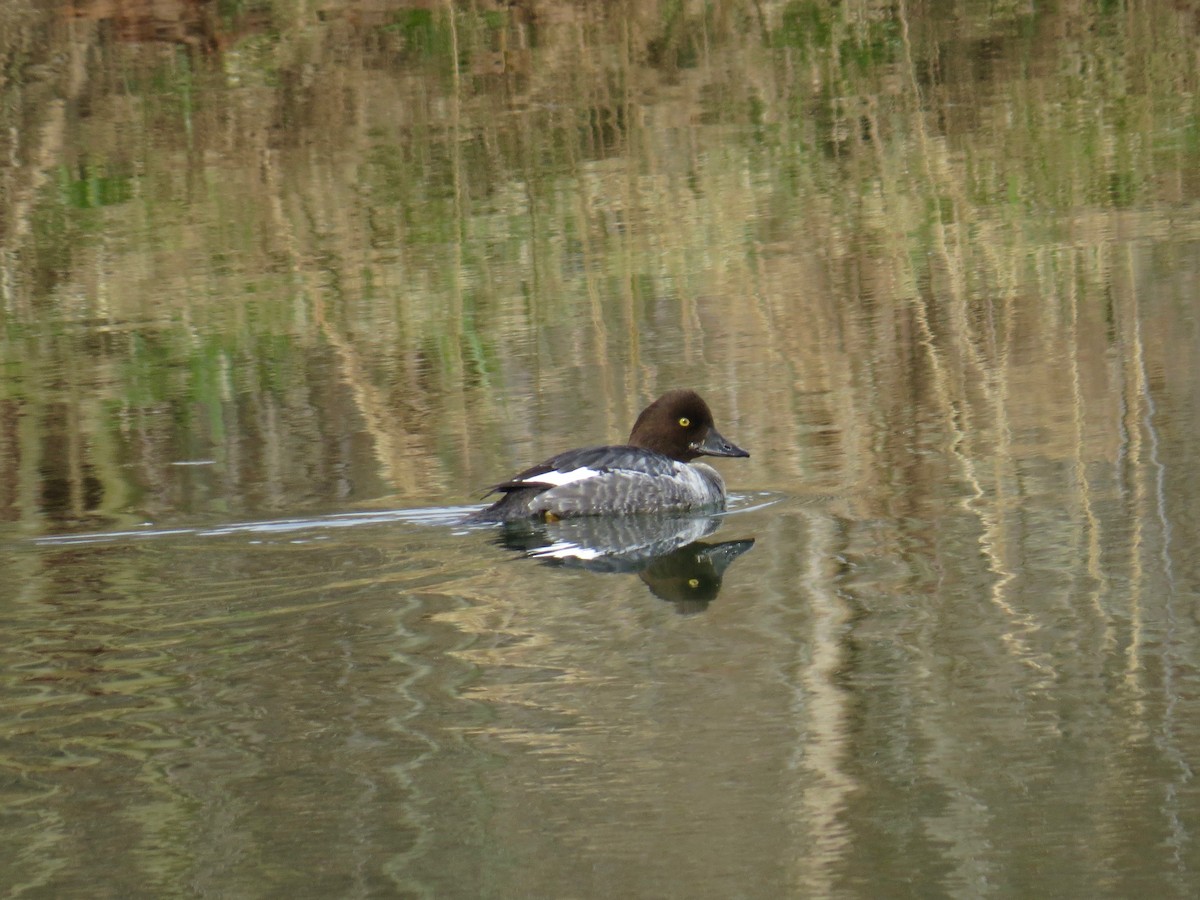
[60, 167, 134, 209]
[2, 1, 1199, 526]
[777, 2, 833, 52]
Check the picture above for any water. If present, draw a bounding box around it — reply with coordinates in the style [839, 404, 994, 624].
[7, 487, 1199, 896]
[4, 1, 1200, 897]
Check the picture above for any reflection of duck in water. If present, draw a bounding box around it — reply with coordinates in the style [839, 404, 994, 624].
[468, 390, 748, 523]
[494, 514, 755, 613]
[635, 539, 755, 615]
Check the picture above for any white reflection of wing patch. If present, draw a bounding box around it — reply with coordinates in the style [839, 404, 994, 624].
[527, 541, 601, 561]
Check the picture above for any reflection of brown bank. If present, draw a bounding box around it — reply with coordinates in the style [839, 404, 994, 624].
[493, 514, 755, 613]
[66, 0, 270, 53]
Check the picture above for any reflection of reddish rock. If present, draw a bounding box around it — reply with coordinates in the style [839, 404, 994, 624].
[67, 0, 265, 52]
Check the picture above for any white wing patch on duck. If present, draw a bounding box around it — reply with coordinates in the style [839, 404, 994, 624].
[512, 466, 603, 488]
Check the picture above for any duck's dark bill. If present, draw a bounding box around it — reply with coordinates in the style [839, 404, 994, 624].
[694, 428, 750, 458]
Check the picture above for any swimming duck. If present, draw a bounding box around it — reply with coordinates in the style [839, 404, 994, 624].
[469, 389, 749, 522]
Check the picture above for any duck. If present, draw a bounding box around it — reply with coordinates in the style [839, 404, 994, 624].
[468, 389, 749, 522]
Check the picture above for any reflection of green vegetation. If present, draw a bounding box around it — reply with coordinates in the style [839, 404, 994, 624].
[125, 333, 182, 408]
[384, 8, 456, 64]
[773, 0, 900, 68]
[840, 19, 899, 72]
[776, 1, 833, 52]
[60, 167, 134, 209]
[388, 9, 435, 50]
[1, 1, 1198, 527]
[647, 0, 699, 69]
[216, 0, 258, 17]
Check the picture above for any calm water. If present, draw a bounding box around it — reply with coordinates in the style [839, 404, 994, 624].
[4, 1, 1200, 897]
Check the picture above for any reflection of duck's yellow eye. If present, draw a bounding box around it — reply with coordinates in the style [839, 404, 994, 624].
[688, 578, 700, 589]
[678, 417, 690, 427]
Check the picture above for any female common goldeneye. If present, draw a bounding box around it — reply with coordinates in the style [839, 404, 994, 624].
[469, 389, 749, 522]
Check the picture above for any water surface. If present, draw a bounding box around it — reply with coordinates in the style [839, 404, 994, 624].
[3, 1, 1200, 896]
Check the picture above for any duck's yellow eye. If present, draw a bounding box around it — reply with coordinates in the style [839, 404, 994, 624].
[678, 417, 690, 427]
[688, 578, 700, 589]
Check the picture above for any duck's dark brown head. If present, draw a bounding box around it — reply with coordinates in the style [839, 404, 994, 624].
[627, 389, 750, 463]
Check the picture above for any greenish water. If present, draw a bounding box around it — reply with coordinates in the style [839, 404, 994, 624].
[3, 1, 1200, 896]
